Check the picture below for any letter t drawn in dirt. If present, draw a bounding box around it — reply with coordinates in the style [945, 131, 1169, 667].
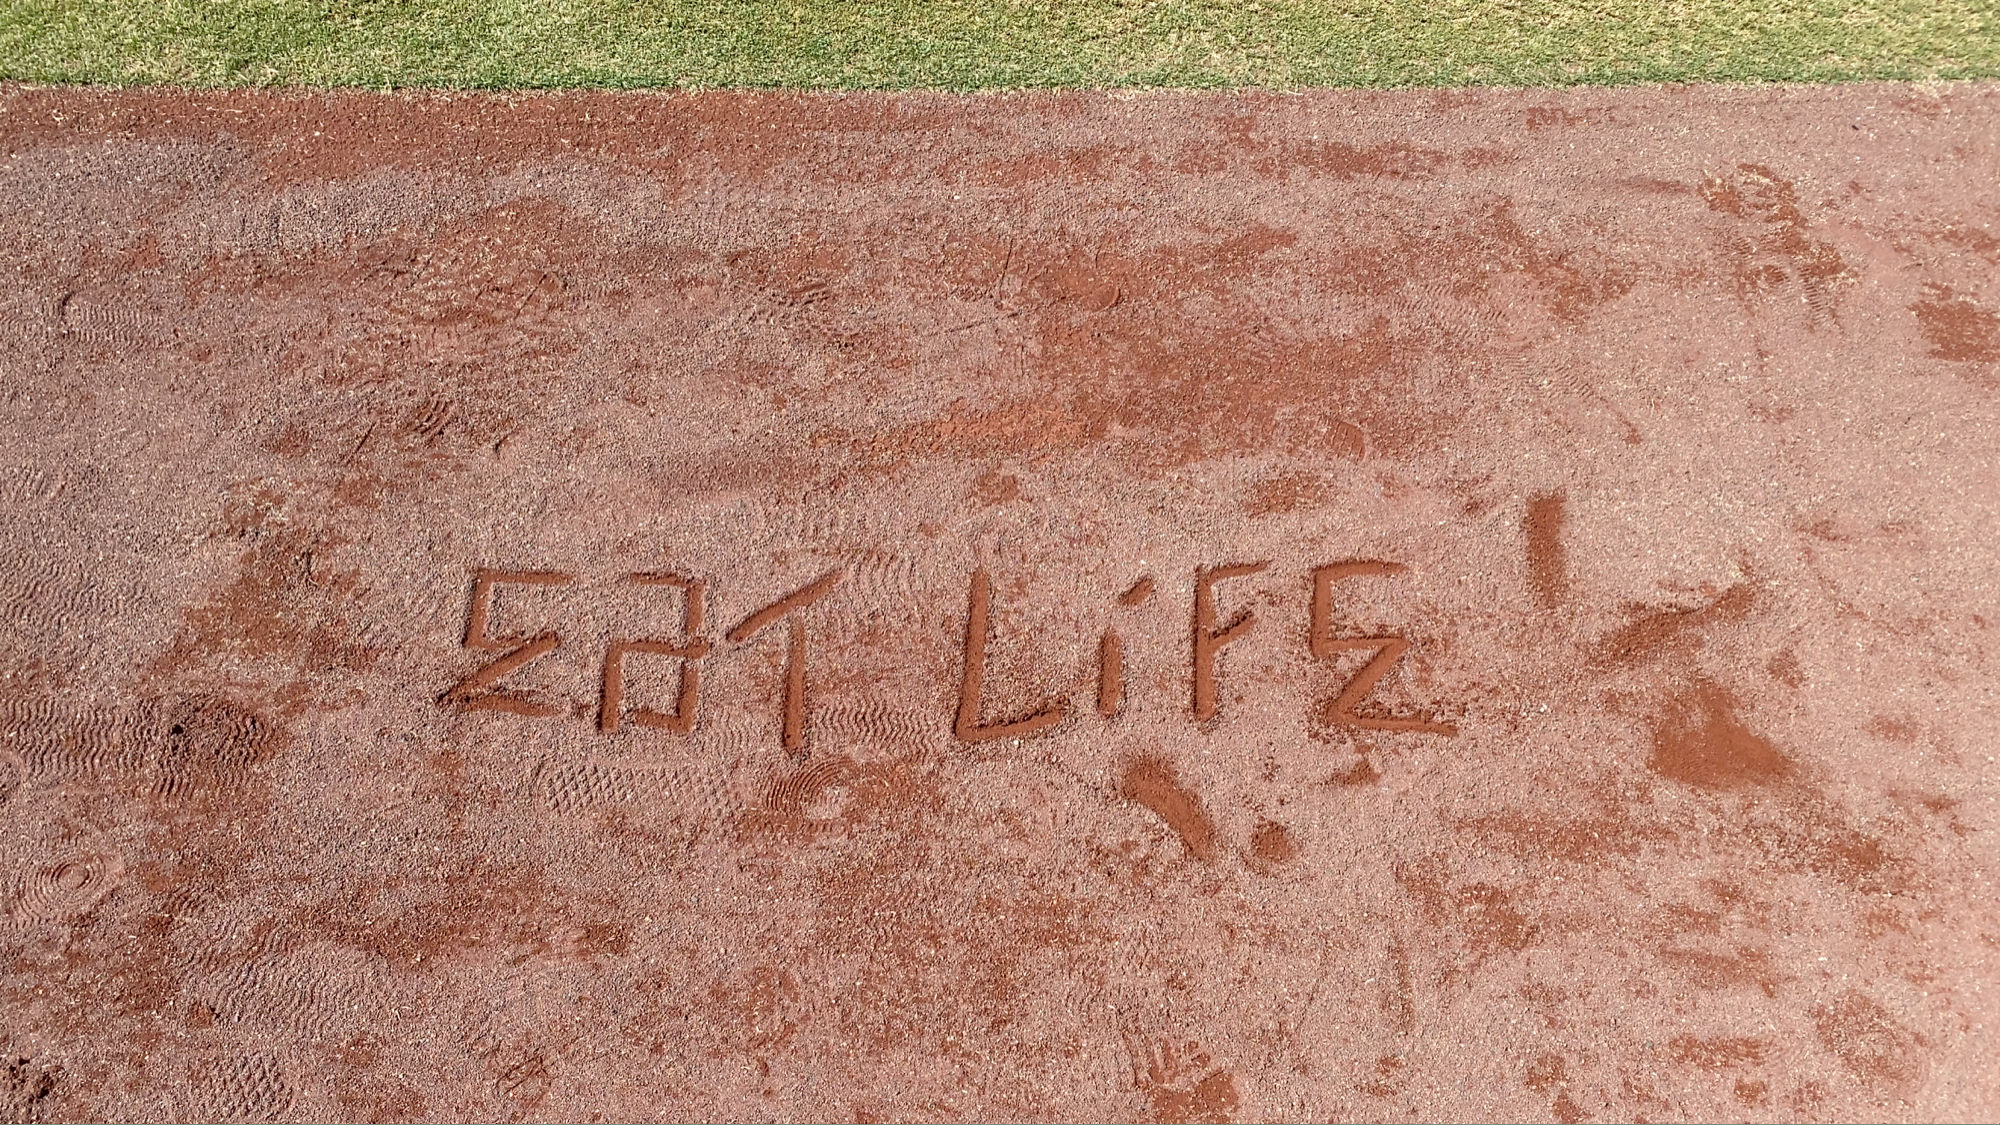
[726, 570, 844, 754]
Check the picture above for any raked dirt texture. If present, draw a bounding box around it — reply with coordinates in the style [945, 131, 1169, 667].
[0, 82, 1997, 1122]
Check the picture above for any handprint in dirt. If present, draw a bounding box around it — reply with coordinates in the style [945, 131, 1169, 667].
[1136, 1038, 1240, 1125]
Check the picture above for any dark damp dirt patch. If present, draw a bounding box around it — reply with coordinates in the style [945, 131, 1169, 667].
[1325, 757, 1380, 787]
[1814, 991, 1922, 1090]
[1911, 284, 2000, 363]
[1659, 945, 1787, 996]
[1648, 681, 1792, 791]
[1247, 820, 1299, 869]
[1396, 855, 1539, 958]
[1244, 471, 1332, 517]
[1700, 163, 1851, 322]
[1596, 586, 1757, 670]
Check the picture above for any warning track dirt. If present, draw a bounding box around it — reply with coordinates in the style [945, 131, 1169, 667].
[1, 83, 1997, 1121]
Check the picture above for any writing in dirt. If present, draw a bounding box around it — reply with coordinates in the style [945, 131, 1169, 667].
[1, 83, 1996, 1122]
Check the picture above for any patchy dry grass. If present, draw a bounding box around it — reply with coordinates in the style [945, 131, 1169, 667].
[2, 1, 1996, 89]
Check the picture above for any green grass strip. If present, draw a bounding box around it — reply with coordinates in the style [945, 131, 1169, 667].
[3, 1, 1996, 89]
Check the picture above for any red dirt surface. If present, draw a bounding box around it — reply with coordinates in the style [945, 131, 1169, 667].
[1, 81, 1997, 1122]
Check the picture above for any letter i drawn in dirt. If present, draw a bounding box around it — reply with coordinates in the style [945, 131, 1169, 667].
[1099, 574, 1154, 717]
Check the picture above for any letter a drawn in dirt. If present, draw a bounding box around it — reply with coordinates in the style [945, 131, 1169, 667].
[956, 568, 1068, 743]
[600, 573, 711, 735]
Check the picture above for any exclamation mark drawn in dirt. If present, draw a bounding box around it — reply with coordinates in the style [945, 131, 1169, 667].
[1118, 756, 1218, 862]
[1524, 490, 1568, 612]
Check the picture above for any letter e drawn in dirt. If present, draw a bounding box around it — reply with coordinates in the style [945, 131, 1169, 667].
[957, 568, 1068, 743]
[1192, 562, 1270, 721]
[726, 570, 843, 754]
[1310, 562, 1456, 736]
[600, 574, 711, 735]
[442, 569, 572, 716]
